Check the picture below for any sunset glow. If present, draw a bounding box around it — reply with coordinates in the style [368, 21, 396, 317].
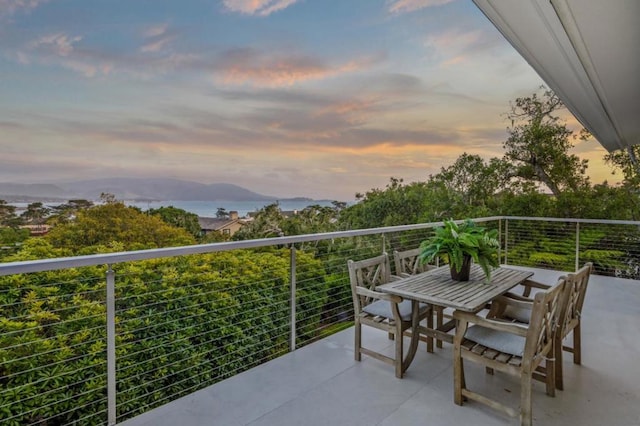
[0, 0, 616, 200]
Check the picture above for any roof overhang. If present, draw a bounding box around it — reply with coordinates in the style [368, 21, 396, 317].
[473, 0, 640, 152]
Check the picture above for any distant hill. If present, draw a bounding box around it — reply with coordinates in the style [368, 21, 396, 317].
[58, 178, 277, 201]
[0, 183, 72, 201]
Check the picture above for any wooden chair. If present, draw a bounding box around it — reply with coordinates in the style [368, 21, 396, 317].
[453, 277, 567, 426]
[488, 263, 592, 389]
[392, 248, 437, 277]
[393, 248, 445, 349]
[348, 253, 431, 378]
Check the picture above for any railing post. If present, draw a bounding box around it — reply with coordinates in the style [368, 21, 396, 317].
[575, 222, 580, 271]
[106, 265, 116, 426]
[498, 219, 502, 264]
[381, 233, 386, 254]
[290, 246, 297, 352]
[504, 219, 509, 265]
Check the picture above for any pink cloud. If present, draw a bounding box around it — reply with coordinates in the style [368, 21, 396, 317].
[217, 49, 379, 87]
[387, 0, 454, 14]
[223, 0, 299, 16]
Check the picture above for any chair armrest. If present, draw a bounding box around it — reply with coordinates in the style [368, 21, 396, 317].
[486, 294, 534, 320]
[454, 310, 528, 337]
[356, 287, 403, 304]
[495, 294, 534, 308]
[501, 292, 534, 302]
[519, 279, 551, 297]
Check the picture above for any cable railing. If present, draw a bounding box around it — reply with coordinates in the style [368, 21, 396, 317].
[0, 216, 638, 425]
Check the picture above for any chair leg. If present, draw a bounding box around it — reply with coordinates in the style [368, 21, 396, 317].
[395, 325, 404, 378]
[555, 334, 564, 391]
[520, 373, 533, 426]
[545, 348, 556, 397]
[453, 349, 464, 405]
[573, 324, 581, 365]
[354, 322, 362, 362]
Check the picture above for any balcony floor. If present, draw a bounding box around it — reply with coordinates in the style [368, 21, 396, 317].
[121, 267, 640, 426]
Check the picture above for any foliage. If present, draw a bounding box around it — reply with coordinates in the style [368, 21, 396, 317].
[20, 202, 51, 225]
[0, 248, 329, 425]
[147, 206, 202, 239]
[45, 201, 196, 253]
[233, 203, 286, 240]
[503, 87, 590, 196]
[0, 200, 22, 227]
[0, 227, 30, 260]
[234, 203, 341, 241]
[419, 219, 499, 280]
[339, 178, 436, 229]
[47, 199, 94, 225]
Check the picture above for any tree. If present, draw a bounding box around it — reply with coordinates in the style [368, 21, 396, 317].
[49, 199, 94, 224]
[0, 200, 22, 227]
[503, 87, 590, 196]
[148, 206, 201, 238]
[46, 201, 195, 252]
[604, 145, 640, 188]
[216, 207, 229, 218]
[233, 203, 285, 239]
[427, 154, 514, 216]
[281, 205, 339, 236]
[20, 202, 50, 225]
[339, 178, 437, 229]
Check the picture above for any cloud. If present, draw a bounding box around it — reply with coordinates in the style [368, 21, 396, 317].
[18, 32, 116, 77]
[216, 47, 379, 87]
[387, 0, 455, 14]
[140, 23, 176, 53]
[424, 29, 499, 66]
[144, 23, 169, 38]
[30, 33, 82, 57]
[223, 0, 299, 16]
[0, 0, 47, 17]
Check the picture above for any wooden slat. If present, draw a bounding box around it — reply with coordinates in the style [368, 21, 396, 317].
[471, 344, 487, 355]
[495, 352, 512, 363]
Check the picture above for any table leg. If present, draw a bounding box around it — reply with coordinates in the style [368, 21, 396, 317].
[401, 300, 420, 375]
[426, 304, 434, 353]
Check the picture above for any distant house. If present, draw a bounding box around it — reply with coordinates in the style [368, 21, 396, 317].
[198, 211, 244, 237]
[20, 224, 51, 236]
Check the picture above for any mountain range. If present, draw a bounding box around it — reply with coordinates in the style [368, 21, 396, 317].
[0, 178, 279, 202]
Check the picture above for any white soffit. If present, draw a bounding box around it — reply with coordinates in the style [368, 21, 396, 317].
[473, 0, 640, 152]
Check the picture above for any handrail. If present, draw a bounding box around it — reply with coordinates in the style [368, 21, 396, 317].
[1, 215, 637, 276]
[0, 217, 502, 276]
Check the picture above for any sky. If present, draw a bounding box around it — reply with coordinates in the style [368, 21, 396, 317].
[0, 0, 617, 201]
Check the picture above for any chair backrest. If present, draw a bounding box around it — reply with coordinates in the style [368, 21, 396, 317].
[348, 253, 392, 312]
[524, 277, 567, 363]
[393, 248, 437, 276]
[559, 262, 592, 338]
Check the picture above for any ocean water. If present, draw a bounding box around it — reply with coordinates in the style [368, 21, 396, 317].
[8, 199, 346, 218]
[125, 199, 341, 218]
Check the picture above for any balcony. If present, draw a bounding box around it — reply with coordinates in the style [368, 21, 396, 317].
[1, 216, 639, 425]
[120, 267, 640, 426]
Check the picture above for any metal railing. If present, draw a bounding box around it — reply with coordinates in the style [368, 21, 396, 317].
[0, 216, 638, 425]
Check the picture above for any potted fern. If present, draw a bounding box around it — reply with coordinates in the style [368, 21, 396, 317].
[418, 219, 500, 281]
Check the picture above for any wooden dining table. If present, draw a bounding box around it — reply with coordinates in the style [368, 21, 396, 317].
[377, 264, 534, 355]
